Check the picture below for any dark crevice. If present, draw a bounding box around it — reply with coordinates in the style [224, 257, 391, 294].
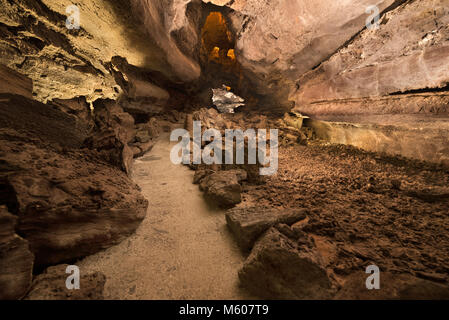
[0, 171, 20, 215]
[389, 84, 449, 96]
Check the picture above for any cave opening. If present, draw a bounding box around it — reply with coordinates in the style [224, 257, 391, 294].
[200, 12, 236, 67]
[198, 10, 250, 113]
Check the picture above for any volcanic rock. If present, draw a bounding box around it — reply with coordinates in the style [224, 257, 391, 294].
[84, 99, 136, 174]
[83, 129, 134, 175]
[0, 205, 34, 300]
[50, 97, 93, 127]
[25, 264, 106, 300]
[334, 272, 449, 300]
[135, 130, 151, 144]
[1, 95, 148, 267]
[226, 207, 307, 251]
[0, 64, 33, 99]
[239, 225, 336, 299]
[199, 170, 245, 207]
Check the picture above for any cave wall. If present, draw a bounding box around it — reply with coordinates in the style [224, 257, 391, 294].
[288, 0, 449, 165]
[2, 0, 448, 111]
[204, 0, 409, 110]
[0, 0, 202, 103]
[1, 0, 448, 164]
[291, 0, 449, 113]
[206, 0, 448, 164]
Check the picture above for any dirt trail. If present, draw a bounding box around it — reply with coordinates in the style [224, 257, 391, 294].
[79, 133, 253, 299]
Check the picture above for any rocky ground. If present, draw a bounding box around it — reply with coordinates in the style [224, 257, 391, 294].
[228, 141, 449, 299]
[2, 91, 448, 300]
[184, 108, 449, 299]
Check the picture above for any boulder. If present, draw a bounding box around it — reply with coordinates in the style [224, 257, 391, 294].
[199, 170, 244, 207]
[147, 117, 161, 138]
[226, 207, 307, 251]
[193, 168, 215, 185]
[131, 141, 155, 158]
[25, 264, 106, 300]
[239, 225, 336, 299]
[84, 129, 134, 174]
[0, 205, 34, 300]
[2, 132, 148, 267]
[135, 130, 151, 143]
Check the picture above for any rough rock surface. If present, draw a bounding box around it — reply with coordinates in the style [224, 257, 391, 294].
[226, 207, 307, 251]
[2, 0, 448, 116]
[51, 96, 93, 126]
[83, 129, 134, 175]
[0, 205, 34, 300]
[83, 99, 136, 174]
[0, 0, 198, 102]
[236, 141, 449, 298]
[239, 225, 336, 299]
[199, 170, 244, 207]
[304, 115, 449, 165]
[0, 93, 148, 267]
[292, 0, 449, 108]
[209, 0, 406, 110]
[0, 64, 33, 98]
[334, 272, 449, 300]
[25, 264, 106, 300]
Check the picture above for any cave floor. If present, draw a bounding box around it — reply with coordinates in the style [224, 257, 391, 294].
[77, 132, 449, 298]
[239, 142, 449, 285]
[78, 133, 254, 299]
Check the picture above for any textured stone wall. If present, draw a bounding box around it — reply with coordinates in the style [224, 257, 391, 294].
[291, 0, 449, 112]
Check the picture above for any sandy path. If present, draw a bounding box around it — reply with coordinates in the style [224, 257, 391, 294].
[78, 133, 252, 299]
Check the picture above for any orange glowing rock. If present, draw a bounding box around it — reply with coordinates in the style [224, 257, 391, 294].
[209, 46, 220, 60]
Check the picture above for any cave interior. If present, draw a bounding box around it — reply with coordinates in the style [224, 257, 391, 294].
[0, 0, 449, 301]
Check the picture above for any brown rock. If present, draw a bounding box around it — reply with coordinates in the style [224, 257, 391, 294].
[239, 225, 336, 299]
[0, 205, 34, 300]
[147, 117, 161, 138]
[199, 171, 243, 208]
[0, 64, 33, 99]
[226, 207, 307, 251]
[84, 99, 137, 174]
[25, 264, 106, 300]
[2, 129, 147, 267]
[50, 97, 93, 126]
[131, 141, 154, 158]
[193, 169, 214, 185]
[334, 272, 449, 300]
[135, 130, 151, 143]
[93, 99, 136, 145]
[84, 129, 134, 174]
[184, 114, 194, 136]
